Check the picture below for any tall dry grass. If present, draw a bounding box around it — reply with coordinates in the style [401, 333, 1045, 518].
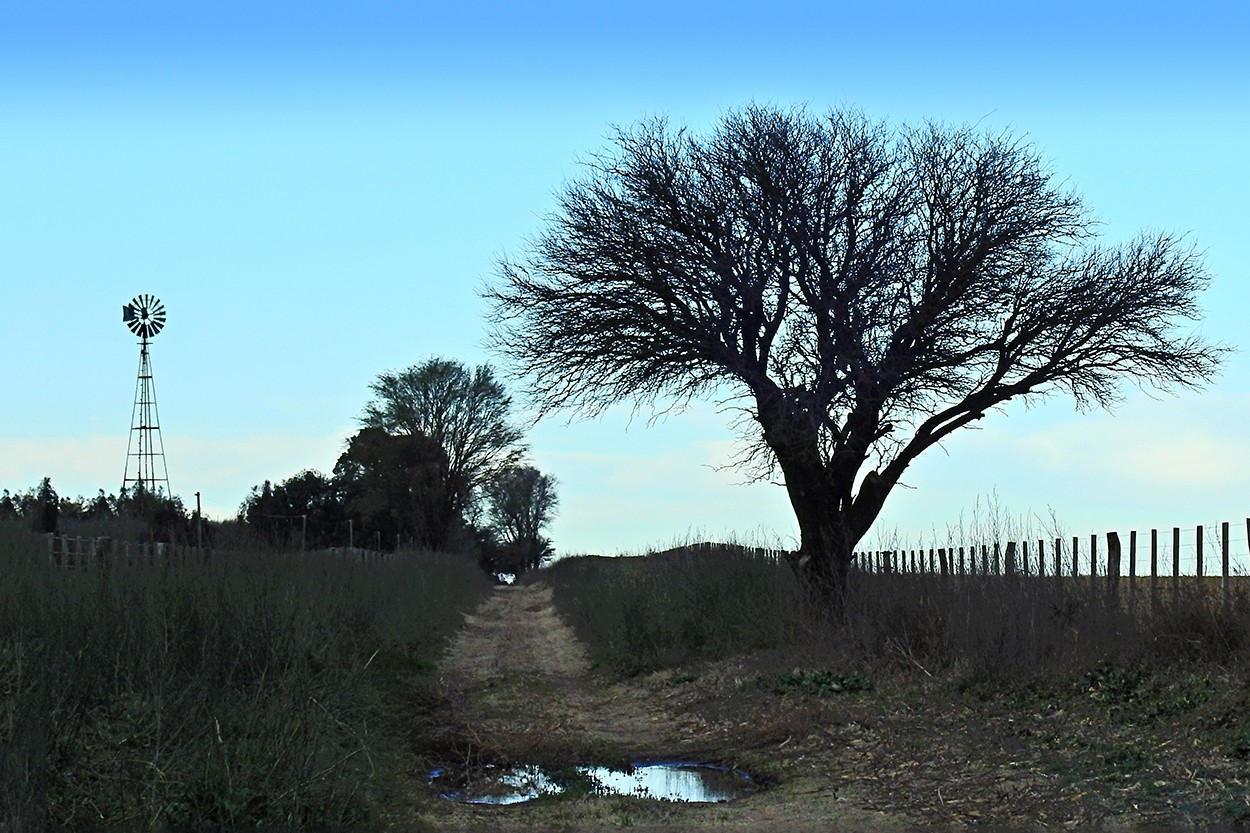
[544, 527, 1250, 683]
[543, 543, 802, 676]
[0, 521, 490, 831]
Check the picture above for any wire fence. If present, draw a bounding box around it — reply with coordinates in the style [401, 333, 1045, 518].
[45, 534, 392, 569]
[855, 518, 1250, 612]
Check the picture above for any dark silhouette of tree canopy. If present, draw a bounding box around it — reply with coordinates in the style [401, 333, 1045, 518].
[488, 104, 1226, 604]
[361, 358, 525, 520]
[32, 477, 59, 534]
[240, 470, 345, 550]
[335, 427, 455, 551]
[483, 465, 558, 576]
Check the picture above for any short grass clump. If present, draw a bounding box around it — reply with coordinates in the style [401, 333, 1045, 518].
[758, 669, 874, 696]
[0, 522, 490, 832]
[543, 544, 802, 676]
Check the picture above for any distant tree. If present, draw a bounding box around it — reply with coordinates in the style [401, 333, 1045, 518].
[118, 487, 189, 543]
[483, 465, 558, 575]
[334, 427, 456, 551]
[239, 470, 345, 549]
[488, 104, 1227, 606]
[31, 477, 58, 534]
[0, 490, 17, 521]
[83, 490, 115, 520]
[361, 359, 525, 521]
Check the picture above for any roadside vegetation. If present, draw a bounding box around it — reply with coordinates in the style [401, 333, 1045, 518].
[542, 537, 1250, 825]
[542, 545, 803, 677]
[546, 537, 1250, 679]
[0, 521, 491, 832]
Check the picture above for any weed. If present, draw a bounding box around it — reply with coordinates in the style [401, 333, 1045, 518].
[1100, 745, 1153, 778]
[758, 669, 873, 696]
[1081, 664, 1214, 725]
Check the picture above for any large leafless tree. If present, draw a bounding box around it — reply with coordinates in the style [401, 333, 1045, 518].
[487, 105, 1225, 603]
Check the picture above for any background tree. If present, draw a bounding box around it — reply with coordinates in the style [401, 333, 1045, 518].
[334, 427, 455, 551]
[239, 470, 345, 549]
[0, 490, 18, 522]
[31, 477, 59, 534]
[488, 105, 1226, 605]
[483, 465, 558, 576]
[361, 358, 525, 522]
[116, 487, 189, 544]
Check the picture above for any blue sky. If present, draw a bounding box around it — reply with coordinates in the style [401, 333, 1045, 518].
[2, 1, 1247, 556]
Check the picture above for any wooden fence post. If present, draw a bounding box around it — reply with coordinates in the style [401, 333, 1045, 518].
[1037, 539, 1046, 578]
[1054, 537, 1063, 595]
[1106, 532, 1121, 609]
[1090, 533, 1098, 596]
[1072, 536, 1080, 580]
[981, 545, 990, 575]
[1222, 521, 1230, 609]
[1021, 540, 1030, 576]
[958, 546, 966, 576]
[1150, 529, 1159, 611]
[1196, 525, 1204, 581]
[939, 547, 948, 577]
[1005, 541, 1017, 576]
[1172, 527, 1181, 607]
[1128, 530, 1137, 616]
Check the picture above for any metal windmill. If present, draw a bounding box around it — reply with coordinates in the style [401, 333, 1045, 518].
[121, 294, 170, 495]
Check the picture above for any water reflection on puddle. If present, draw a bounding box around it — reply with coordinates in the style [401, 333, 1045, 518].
[431, 762, 756, 804]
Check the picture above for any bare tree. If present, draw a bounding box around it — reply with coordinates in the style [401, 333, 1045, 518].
[487, 105, 1226, 605]
[484, 465, 559, 574]
[361, 358, 525, 519]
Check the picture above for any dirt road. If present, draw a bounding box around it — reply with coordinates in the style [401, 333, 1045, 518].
[404, 583, 1241, 831]
[411, 583, 924, 831]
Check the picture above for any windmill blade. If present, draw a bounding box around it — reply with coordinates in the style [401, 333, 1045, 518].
[148, 305, 167, 336]
[122, 294, 168, 339]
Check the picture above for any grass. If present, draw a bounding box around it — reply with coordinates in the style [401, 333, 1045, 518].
[543, 537, 1250, 683]
[541, 544, 803, 677]
[537, 535, 1250, 823]
[0, 521, 491, 832]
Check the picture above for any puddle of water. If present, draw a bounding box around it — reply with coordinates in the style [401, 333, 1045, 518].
[431, 761, 756, 804]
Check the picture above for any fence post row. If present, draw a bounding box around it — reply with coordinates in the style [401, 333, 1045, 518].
[852, 519, 1249, 610]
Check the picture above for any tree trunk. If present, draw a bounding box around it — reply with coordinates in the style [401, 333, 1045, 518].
[784, 473, 857, 614]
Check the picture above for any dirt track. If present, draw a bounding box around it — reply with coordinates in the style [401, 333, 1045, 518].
[403, 583, 1245, 831]
[412, 583, 928, 831]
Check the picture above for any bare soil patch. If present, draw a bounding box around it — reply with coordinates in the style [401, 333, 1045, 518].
[392, 583, 1250, 831]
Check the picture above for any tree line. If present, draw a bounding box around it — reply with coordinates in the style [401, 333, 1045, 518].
[1, 478, 195, 545]
[5, 357, 557, 579]
[239, 357, 557, 578]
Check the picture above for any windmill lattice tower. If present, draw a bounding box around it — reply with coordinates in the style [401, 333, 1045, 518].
[122, 294, 170, 496]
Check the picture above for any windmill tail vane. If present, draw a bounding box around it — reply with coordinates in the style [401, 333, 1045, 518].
[121, 294, 170, 496]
